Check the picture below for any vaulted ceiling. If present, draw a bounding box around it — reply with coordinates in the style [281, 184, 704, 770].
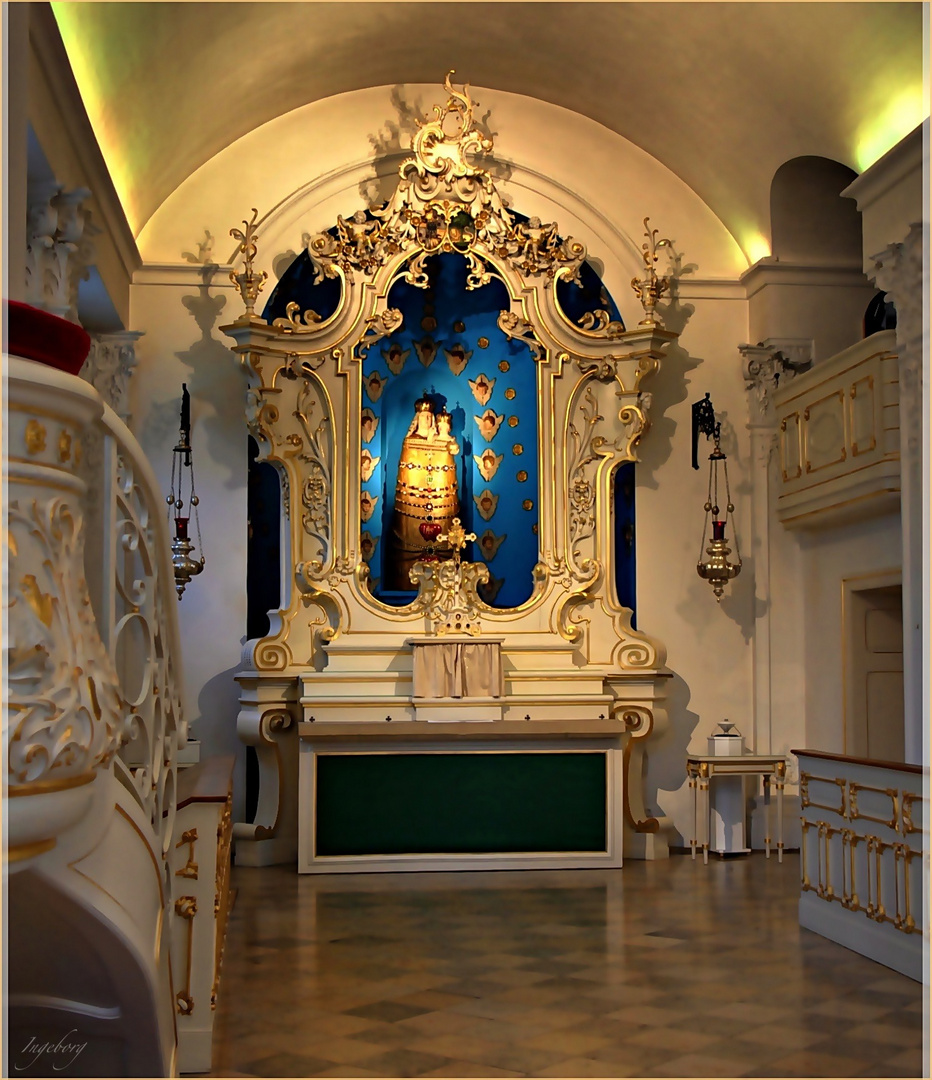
[52, 1, 925, 257]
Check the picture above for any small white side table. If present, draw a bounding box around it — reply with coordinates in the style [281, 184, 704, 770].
[686, 754, 788, 864]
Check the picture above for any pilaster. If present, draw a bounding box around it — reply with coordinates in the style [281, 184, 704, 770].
[740, 342, 810, 756]
[870, 223, 925, 764]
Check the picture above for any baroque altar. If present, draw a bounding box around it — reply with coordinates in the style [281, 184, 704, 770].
[225, 74, 677, 871]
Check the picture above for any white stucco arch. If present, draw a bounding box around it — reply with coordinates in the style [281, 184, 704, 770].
[138, 83, 748, 301]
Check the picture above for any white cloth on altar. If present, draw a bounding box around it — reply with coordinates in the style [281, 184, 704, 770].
[410, 638, 503, 699]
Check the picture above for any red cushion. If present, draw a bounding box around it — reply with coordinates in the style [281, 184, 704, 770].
[7, 300, 91, 375]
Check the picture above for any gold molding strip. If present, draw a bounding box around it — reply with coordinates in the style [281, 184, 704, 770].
[803, 389, 847, 474]
[848, 782, 898, 830]
[800, 772, 846, 816]
[850, 375, 877, 456]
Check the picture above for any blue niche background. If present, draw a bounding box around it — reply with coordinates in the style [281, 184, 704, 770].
[261, 226, 636, 618]
[364, 253, 538, 608]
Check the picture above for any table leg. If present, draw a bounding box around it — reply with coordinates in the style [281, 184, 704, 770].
[699, 769, 710, 865]
[763, 774, 771, 859]
[776, 765, 785, 864]
[689, 772, 697, 860]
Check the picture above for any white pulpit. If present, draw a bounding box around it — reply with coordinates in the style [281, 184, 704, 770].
[406, 636, 504, 721]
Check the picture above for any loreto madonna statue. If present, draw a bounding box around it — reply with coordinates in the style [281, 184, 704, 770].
[386, 395, 461, 589]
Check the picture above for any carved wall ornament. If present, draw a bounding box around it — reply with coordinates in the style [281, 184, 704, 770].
[360, 408, 380, 443]
[272, 302, 323, 331]
[475, 409, 504, 442]
[360, 491, 379, 522]
[25, 420, 46, 455]
[497, 311, 544, 362]
[304, 72, 594, 303]
[7, 496, 130, 788]
[415, 337, 438, 366]
[468, 373, 495, 405]
[80, 331, 144, 422]
[294, 383, 332, 565]
[229, 208, 269, 319]
[25, 184, 99, 323]
[567, 387, 607, 552]
[740, 340, 813, 418]
[360, 531, 379, 562]
[630, 217, 672, 328]
[474, 448, 504, 481]
[356, 309, 403, 360]
[444, 343, 472, 375]
[478, 530, 506, 561]
[478, 572, 504, 605]
[360, 449, 380, 482]
[364, 371, 387, 403]
[382, 342, 410, 375]
[474, 488, 499, 521]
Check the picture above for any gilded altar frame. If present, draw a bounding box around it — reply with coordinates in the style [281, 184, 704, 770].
[224, 74, 677, 868]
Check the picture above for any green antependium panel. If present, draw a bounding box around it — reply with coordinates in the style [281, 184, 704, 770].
[315, 752, 607, 856]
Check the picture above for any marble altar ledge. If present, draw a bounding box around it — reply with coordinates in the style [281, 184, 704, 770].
[297, 719, 626, 740]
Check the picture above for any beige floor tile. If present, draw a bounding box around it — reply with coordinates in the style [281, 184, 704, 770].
[210, 856, 924, 1079]
[854, 1020, 926, 1047]
[499, 1005, 597, 1031]
[394, 1010, 484, 1038]
[313, 1067, 384, 1077]
[300, 1035, 400, 1066]
[648, 1051, 755, 1077]
[884, 1046, 926, 1070]
[603, 1003, 692, 1028]
[420, 1059, 524, 1077]
[535, 1056, 649, 1077]
[457, 1015, 551, 1043]
[623, 1027, 722, 1054]
[734, 1023, 828, 1050]
[517, 1027, 616, 1056]
[488, 983, 585, 1007]
[763, 1048, 871, 1075]
[298, 1012, 389, 1039]
[809, 996, 891, 1020]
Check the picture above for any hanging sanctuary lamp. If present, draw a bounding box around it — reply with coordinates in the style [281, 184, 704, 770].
[168, 384, 205, 597]
[692, 393, 741, 601]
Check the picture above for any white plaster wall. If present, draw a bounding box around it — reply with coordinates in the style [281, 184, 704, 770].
[129, 274, 248, 817]
[131, 84, 753, 848]
[636, 293, 753, 846]
[138, 84, 747, 283]
[799, 513, 903, 753]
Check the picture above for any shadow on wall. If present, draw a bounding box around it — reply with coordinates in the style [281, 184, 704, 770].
[648, 671, 700, 846]
[636, 246, 699, 490]
[175, 264, 248, 491]
[197, 665, 247, 817]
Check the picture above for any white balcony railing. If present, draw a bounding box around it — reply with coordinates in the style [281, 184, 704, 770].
[6, 352, 187, 1075]
[794, 748, 925, 981]
[773, 330, 899, 529]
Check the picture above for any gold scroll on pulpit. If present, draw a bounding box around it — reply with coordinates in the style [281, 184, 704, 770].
[386, 396, 461, 589]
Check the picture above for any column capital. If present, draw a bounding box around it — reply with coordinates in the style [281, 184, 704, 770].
[25, 185, 99, 324]
[739, 338, 812, 419]
[81, 330, 144, 423]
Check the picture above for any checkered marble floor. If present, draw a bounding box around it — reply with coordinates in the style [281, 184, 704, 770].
[207, 854, 925, 1078]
